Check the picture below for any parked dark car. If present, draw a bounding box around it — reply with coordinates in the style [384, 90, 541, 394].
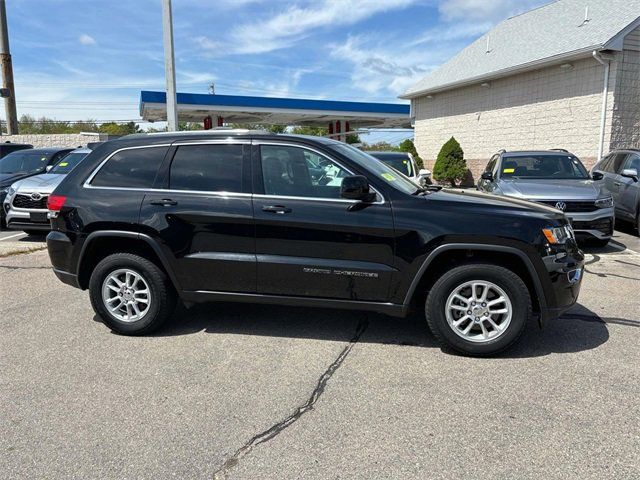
[591, 149, 640, 235]
[0, 147, 74, 228]
[0, 141, 32, 159]
[46, 131, 584, 356]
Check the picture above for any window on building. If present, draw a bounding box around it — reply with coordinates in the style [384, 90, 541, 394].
[169, 144, 243, 192]
[91, 147, 168, 188]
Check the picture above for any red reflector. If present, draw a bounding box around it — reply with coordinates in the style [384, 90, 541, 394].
[47, 195, 67, 211]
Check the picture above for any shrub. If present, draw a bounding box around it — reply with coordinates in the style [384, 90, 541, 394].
[432, 137, 467, 186]
[398, 139, 424, 169]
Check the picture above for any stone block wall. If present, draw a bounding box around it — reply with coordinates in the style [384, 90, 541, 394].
[0, 132, 110, 149]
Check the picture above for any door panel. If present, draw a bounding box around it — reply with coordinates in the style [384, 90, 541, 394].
[139, 143, 255, 293]
[618, 154, 640, 217]
[253, 143, 396, 302]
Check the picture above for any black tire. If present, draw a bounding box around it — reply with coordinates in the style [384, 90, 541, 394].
[425, 264, 531, 357]
[89, 253, 177, 335]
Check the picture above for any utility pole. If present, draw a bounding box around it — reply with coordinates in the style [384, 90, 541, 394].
[162, 0, 178, 131]
[0, 0, 18, 135]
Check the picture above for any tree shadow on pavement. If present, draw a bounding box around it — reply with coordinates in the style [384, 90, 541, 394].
[141, 300, 615, 358]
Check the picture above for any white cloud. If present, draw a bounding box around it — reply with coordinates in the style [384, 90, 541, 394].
[438, 0, 546, 23]
[331, 36, 432, 97]
[197, 0, 417, 55]
[78, 34, 96, 46]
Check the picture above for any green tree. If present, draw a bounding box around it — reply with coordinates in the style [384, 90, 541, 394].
[99, 121, 141, 136]
[398, 138, 424, 169]
[291, 125, 328, 136]
[361, 141, 399, 151]
[432, 137, 467, 186]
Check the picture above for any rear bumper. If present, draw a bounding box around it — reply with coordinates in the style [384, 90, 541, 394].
[47, 231, 81, 288]
[53, 268, 80, 288]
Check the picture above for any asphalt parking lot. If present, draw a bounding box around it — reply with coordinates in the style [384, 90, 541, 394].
[1, 227, 639, 479]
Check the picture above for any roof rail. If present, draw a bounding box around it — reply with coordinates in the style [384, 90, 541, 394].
[550, 148, 569, 152]
[126, 128, 271, 138]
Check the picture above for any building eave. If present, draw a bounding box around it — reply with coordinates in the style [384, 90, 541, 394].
[399, 45, 610, 100]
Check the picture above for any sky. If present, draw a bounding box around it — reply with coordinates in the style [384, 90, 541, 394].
[7, 0, 546, 142]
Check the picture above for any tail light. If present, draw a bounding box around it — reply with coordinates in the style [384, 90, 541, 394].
[47, 194, 67, 212]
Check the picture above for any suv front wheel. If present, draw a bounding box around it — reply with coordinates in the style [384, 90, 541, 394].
[425, 264, 531, 356]
[89, 253, 177, 335]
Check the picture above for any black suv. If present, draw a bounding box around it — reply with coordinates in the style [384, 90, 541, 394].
[46, 131, 584, 356]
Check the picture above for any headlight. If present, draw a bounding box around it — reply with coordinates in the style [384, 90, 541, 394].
[595, 196, 613, 208]
[542, 225, 574, 244]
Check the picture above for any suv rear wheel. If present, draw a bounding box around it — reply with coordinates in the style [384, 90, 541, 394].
[89, 253, 177, 335]
[425, 264, 531, 356]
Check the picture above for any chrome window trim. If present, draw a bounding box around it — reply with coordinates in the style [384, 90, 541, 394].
[252, 140, 385, 205]
[83, 140, 385, 205]
[84, 144, 172, 188]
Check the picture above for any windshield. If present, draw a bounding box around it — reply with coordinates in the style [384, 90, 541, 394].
[50, 151, 89, 174]
[370, 153, 414, 177]
[328, 143, 420, 195]
[0, 151, 51, 175]
[500, 154, 589, 180]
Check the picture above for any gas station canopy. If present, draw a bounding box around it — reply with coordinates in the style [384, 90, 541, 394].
[139, 90, 411, 129]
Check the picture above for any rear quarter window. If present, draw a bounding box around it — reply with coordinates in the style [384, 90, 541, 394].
[90, 146, 168, 188]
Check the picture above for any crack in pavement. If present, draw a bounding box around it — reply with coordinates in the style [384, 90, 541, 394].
[212, 317, 369, 480]
[584, 267, 640, 281]
[562, 313, 640, 328]
[0, 265, 51, 271]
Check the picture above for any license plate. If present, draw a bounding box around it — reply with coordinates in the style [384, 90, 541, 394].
[30, 212, 48, 223]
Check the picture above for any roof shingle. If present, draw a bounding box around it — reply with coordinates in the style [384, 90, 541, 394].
[402, 0, 640, 98]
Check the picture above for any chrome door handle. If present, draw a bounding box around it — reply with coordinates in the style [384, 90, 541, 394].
[262, 205, 292, 214]
[150, 198, 178, 206]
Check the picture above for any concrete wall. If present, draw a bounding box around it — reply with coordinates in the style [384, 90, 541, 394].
[412, 56, 616, 184]
[0, 132, 110, 149]
[610, 26, 640, 151]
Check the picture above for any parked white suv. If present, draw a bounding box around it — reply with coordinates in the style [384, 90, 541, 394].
[367, 151, 431, 186]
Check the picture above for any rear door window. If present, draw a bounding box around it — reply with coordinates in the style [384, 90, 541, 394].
[169, 144, 243, 192]
[91, 146, 168, 188]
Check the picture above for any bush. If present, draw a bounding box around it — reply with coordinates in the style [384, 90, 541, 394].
[432, 137, 467, 186]
[398, 139, 423, 169]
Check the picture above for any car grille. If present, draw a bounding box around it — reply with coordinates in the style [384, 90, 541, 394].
[537, 200, 598, 212]
[12, 193, 48, 209]
[572, 218, 613, 236]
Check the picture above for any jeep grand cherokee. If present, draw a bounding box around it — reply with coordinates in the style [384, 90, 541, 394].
[46, 131, 584, 356]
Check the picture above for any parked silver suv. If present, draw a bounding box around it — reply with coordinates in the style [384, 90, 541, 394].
[3, 148, 91, 234]
[478, 150, 614, 246]
[591, 149, 639, 235]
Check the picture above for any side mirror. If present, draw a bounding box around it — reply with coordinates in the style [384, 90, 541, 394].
[621, 168, 639, 182]
[341, 175, 375, 202]
[480, 171, 494, 181]
[418, 168, 431, 178]
[46, 165, 53, 172]
[591, 171, 604, 181]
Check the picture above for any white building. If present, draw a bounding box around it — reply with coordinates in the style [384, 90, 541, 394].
[402, 0, 640, 183]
